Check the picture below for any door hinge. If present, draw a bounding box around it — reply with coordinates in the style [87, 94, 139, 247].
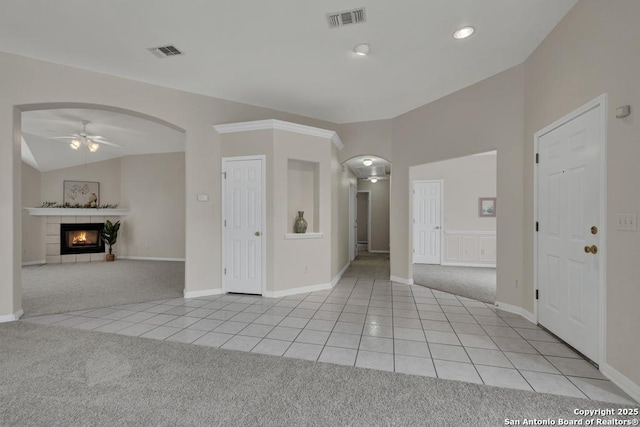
[224, 268, 226, 275]
[224, 220, 227, 227]
[535, 289, 539, 300]
[535, 153, 539, 164]
[535, 221, 539, 232]
[222, 172, 227, 179]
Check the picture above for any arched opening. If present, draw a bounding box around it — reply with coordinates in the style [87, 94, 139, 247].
[16, 103, 186, 318]
[340, 154, 391, 280]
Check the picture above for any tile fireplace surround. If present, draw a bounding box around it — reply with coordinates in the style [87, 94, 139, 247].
[45, 215, 121, 264]
[24, 209, 128, 264]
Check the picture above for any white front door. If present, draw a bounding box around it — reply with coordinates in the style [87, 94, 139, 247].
[537, 104, 602, 362]
[223, 158, 263, 295]
[413, 181, 442, 264]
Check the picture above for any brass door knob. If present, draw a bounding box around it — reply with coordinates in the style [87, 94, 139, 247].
[590, 226, 598, 235]
[584, 245, 598, 254]
[255, 231, 261, 237]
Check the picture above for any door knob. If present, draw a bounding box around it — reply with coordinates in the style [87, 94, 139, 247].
[255, 231, 261, 237]
[590, 226, 598, 235]
[584, 245, 598, 254]
[434, 226, 441, 230]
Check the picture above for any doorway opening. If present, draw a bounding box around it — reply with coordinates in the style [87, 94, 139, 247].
[20, 106, 186, 317]
[410, 150, 497, 303]
[341, 154, 391, 279]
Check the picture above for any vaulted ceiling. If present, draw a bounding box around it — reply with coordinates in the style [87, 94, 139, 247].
[0, 1, 576, 124]
[21, 109, 185, 172]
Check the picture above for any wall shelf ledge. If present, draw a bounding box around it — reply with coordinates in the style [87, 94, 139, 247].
[24, 208, 129, 217]
[284, 233, 323, 240]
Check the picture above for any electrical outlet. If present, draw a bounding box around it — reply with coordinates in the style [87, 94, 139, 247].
[617, 213, 637, 231]
[515, 280, 519, 288]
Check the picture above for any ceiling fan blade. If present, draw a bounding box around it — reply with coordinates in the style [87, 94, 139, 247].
[49, 136, 77, 139]
[96, 139, 123, 149]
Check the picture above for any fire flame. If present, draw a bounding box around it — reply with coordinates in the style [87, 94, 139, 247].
[72, 232, 87, 244]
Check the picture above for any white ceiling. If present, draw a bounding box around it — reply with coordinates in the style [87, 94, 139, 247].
[22, 109, 185, 172]
[343, 155, 391, 179]
[0, 1, 576, 124]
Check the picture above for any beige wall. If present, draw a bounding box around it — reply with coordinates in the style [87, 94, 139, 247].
[411, 154, 497, 232]
[358, 179, 390, 252]
[390, 65, 525, 311]
[40, 158, 122, 205]
[119, 152, 185, 259]
[523, 0, 640, 386]
[21, 162, 43, 263]
[220, 129, 338, 292]
[273, 130, 332, 290]
[331, 147, 356, 278]
[337, 119, 392, 163]
[0, 50, 336, 318]
[22, 153, 185, 261]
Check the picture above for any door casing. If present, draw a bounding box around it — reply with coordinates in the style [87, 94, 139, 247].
[221, 155, 267, 295]
[533, 94, 607, 365]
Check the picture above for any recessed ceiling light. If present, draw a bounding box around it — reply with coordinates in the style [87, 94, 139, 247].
[453, 26, 475, 40]
[362, 158, 373, 166]
[353, 43, 370, 56]
[369, 177, 378, 183]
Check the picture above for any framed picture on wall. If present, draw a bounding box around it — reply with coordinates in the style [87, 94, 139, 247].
[63, 181, 100, 207]
[478, 197, 496, 217]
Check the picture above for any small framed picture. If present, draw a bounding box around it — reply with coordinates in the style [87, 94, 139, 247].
[478, 197, 496, 217]
[63, 181, 100, 207]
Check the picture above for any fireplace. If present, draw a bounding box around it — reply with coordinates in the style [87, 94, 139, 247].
[60, 223, 105, 255]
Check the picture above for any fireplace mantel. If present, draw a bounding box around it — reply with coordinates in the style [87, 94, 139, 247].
[24, 208, 129, 217]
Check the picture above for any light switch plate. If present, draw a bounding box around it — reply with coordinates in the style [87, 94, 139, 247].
[197, 194, 209, 202]
[617, 213, 637, 231]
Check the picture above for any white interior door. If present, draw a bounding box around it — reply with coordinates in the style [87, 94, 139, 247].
[537, 105, 602, 362]
[223, 158, 263, 295]
[413, 181, 442, 264]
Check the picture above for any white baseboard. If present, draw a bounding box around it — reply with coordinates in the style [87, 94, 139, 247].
[184, 288, 225, 299]
[119, 256, 185, 262]
[390, 275, 414, 285]
[600, 363, 640, 404]
[494, 301, 536, 323]
[332, 262, 350, 286]
[264, 282, 332, 298]
[441, 262, 496, 268]
[368, 250, 390, 254]
[22, 260, 45, 267]
[0, 309, 24, 323]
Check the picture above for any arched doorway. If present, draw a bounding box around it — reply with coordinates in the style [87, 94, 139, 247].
[340, 154, 391, 279]
[17, 103, 186, 317]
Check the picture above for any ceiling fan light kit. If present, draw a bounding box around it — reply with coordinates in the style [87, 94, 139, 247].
[52, 120, 124, 153]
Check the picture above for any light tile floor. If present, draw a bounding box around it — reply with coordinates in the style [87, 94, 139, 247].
[23, 277, 636, 405]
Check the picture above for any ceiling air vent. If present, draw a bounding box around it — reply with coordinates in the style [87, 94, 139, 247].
[326, 7, 366, 29]
[147, 45, 185, 59]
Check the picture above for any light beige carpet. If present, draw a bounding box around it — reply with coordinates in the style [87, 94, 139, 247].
[21, 260, 184, 317]
[342, 251, 390, 279]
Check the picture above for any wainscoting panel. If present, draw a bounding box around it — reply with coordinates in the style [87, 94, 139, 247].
[443, 231, 496, 267]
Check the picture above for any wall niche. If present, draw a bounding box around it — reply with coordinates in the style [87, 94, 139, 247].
[287, 159, 319, 234]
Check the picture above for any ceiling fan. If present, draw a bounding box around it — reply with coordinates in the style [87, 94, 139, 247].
[50, 120, 122, 152]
